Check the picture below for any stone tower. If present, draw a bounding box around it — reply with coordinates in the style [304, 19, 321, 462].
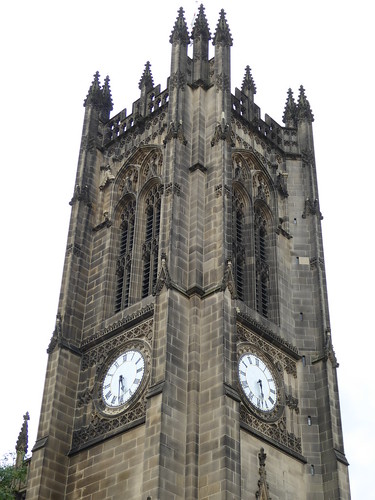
[25, 6, 350, 499]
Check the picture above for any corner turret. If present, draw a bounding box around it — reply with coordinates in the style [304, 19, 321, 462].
[282, 88, 297, 128]
[191, 4, 211, 85]
[101, 75, 113, 122]
[212, 9, 233, 120]
[296, 85, 314, 150]
[168, 8, 190, 126]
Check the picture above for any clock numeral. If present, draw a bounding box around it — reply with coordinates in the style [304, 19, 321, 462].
[270, 388, 276, 394]
[267, 378, 273, 383]
[249, 391, 254, 401]
[257, 398, 261, 407]
[264, 401, 269, 409]
[242, 381, 249, 389]
[119, 395, 124, 404]
[105, 391, 112, 400]
[136, 367, 143, 373]
[111, 395, 117, 404]
[247, 356, 252, 365]
[255, 358, 260, 367]
[135, 357, 142, 364]
[114, 361, 119, 368]
[239, 370, 246, 377]
[134, 378, 141, 385]
[104, 384, 111, 389]
[268, 396, 274, 405]
[123, 353, 128, 362]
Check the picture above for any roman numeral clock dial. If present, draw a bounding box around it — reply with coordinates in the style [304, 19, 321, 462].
[101, 349, 145, 412]
[238, 352, 278, 415]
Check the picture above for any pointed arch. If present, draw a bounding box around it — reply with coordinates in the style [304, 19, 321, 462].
[231, 150, 279, 321]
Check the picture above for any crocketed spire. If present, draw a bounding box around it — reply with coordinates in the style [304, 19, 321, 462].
[213, 9, 233, 46]
[16, 412, 29, 455]
[170, 7, 190, 44]
[191, 4, 211, 40]
[138, 61, 154, 92]
[282, 88, 297, 127]
[241, 66, 256, 94]
[297, 85, 314, 122]
[102, 75, 113, 113]
[84, 71, 102, 108]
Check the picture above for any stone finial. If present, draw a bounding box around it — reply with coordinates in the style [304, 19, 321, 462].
[282, 88, 297, 127]
[213, 9, 233, 46]
[102, 75, 113, 113]
[297, 85, 314, 123]
[191, 4, 211, 40]
[138, 61, 154, 92]
[16, 412, 30, 455]
[170, 7, 190, 45]
[84, 71, 102, 108]
[242, 66, 256, 94]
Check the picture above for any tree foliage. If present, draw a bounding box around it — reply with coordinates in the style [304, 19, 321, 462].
[0, 453, 27, 500]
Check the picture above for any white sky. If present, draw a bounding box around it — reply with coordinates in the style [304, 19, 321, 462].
[1, 1, 373, 497]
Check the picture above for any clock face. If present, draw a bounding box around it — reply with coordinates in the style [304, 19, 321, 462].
[102, 349, 145, 408]
[238, 353, 277, 412]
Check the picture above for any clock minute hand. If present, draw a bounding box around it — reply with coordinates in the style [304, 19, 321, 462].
[119, 374, 125, 392]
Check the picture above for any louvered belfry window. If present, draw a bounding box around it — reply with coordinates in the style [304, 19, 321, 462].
[233, 192, 245, 301]
[254, 207, 269, 318]
[142, 185, 161, 298]
[115, 200, 136, 312]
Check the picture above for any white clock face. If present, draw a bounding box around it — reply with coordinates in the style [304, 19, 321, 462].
[238, 353, 277, 412]
[102, 350, 145, 408]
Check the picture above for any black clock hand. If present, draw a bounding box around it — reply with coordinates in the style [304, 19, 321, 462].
[257, 379, 264, 399]
[119, 374, 125, 393]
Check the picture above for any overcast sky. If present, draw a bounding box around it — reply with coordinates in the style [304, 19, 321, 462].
[1, 1, 373, 497]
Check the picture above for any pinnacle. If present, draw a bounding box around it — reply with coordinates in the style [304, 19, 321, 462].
[84, 71, 102, 107]
[213, 9, 233, 46]
[242, 66, 256, 94]
[139, 61, 154, 92]
[16, 412, 29, 454]
[297, 85, 314, 122]
[170, 7, 190, 45]
[191, 4, 211, 40]
[102, 75, 113, 112]
[282, 88, 297, 127]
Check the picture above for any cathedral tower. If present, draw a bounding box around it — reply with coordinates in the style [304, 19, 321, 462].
[25, 6, 350, 499]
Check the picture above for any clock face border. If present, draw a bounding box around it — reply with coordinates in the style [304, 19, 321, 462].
[95, 341, 150, 417]
[237, 345, 284, 422]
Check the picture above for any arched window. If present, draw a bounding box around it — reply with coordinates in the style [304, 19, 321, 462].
[233, 191, 246, 301]
[115, 199, 136, 312]
[254, 206, 269, 318]
[142, 185, 162, 298]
